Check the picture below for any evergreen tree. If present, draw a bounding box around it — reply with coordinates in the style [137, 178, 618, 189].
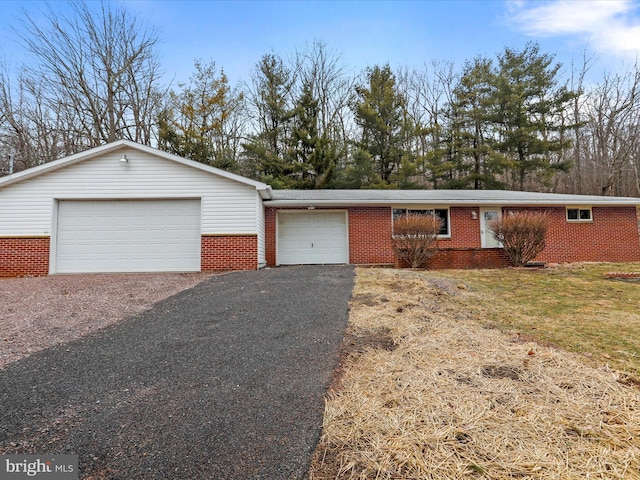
[290, 81, 337, 188]
[159, 60, 243, 171]
[449, 57, 508, 189]
[242, 54, 297, 187]
[491, 43, 574, 190]
[351, 65, 415, 186]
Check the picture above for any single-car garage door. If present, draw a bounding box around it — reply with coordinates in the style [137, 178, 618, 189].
[277, 211, 348, 265]
[55, 199, 201, 273]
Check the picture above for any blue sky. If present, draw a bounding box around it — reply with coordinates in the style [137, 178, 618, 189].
[1, 0, 640, 86]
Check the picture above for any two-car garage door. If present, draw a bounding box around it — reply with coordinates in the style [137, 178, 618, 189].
[277, 211, 348, 265]
[55, 200, 201, 273]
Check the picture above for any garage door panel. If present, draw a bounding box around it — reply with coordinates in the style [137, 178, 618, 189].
[277, 211, 348, 265]
[56, 200, 201, 273]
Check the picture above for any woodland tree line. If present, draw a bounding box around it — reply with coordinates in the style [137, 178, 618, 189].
[1, 2, 640, 196]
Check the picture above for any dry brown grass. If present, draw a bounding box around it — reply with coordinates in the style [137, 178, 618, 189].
[310, 267, 640, 479]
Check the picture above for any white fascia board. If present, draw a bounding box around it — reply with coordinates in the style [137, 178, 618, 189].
[263, 198, 640, 207]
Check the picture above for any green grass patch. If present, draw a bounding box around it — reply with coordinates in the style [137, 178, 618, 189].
[424, 263, 640, 377]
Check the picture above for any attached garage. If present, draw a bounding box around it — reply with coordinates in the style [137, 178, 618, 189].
[277, 210, 348, 265]
[55, 199, 201, 273]
[0, 140, 271, 276]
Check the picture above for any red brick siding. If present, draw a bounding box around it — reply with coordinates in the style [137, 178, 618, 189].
[201, 235, 258, 271]
[637, 206, 640, 242]
[264, 204, 640, 269]
[348, 207, 395, 264]
[516, 206, 640, 263]
[265, 208, 277, 266]
[0, 237, 50, 277]
[439, 207, 482, 248]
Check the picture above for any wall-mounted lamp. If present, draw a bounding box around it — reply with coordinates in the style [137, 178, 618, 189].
[307, 205, 315, 210]
[119, 154, 128, 163]
[471, 210, 478, 220]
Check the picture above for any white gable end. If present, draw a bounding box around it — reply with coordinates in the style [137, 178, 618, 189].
[0, 147, 262, 237]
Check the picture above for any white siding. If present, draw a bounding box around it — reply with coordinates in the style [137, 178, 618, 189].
[0, 148, 261, 237]
[256, 196, 266, 267]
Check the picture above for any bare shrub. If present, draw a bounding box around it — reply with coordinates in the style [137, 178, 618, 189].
[489, 211, 549, 267]
[392, 213, 442, 268]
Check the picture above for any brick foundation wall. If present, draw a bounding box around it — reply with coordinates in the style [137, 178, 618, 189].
[429, 248, 512, 269]
[395, 248, 512, 269]
[201, 235, 258, 271]
[505, 206, 640, 263]
[0, 237, 50, 277]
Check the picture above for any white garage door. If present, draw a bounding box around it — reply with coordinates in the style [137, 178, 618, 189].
[277, 211, 348, 265]
[55, 200, 201, 273]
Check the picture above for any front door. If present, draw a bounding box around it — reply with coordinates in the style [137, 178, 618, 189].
[480, 208, 502, 248]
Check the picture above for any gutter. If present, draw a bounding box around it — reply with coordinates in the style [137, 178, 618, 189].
[262, 198, 640, 207]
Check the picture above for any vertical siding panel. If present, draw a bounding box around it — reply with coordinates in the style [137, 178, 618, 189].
[256, 197, 266, 266]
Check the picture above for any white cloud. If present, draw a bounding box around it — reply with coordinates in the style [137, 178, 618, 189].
[508, 0, 640, 55]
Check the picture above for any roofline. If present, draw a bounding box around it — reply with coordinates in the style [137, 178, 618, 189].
[0, 140, 273, 199]
[263, 198, 640, 207]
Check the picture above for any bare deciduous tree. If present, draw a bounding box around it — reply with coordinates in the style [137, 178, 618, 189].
[0, 66, 80, 172]
[17, 0, 162, 148]
[582, 67, 640, 197]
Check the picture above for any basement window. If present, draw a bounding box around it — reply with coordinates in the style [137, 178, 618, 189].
[393, 208, 450, 237]
[566, 207, 592, 222]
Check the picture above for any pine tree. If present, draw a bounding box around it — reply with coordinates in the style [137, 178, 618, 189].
[351, 65, 415, 186]
[289, 81, 337, 188]
[491, 43, 574, 190]
[159, 60, 243, 171]
[449, 57, 508, 189]
[242, 54, 297, 187]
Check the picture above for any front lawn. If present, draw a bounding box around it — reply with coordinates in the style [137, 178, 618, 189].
[431, 262, 640, 377]
[310, 264, 640, 479]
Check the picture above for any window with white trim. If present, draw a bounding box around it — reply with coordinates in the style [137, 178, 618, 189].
[393, 208, 450, 237]
[566, 207, 592, 222]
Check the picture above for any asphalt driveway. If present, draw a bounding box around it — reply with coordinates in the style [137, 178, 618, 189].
[0, 266, 354, 479]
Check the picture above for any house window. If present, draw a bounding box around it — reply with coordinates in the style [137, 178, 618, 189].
[393, 208, 450, 237]
[566, 207, 592, 222]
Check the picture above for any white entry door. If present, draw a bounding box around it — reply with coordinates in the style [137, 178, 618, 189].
[480, 208, 502, 248]
[277, 211, 348, 265]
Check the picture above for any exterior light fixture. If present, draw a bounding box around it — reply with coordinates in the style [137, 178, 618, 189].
[307, 205, 315, 210]
[471, 210, 478, 220]
[119, 154, 128, 163]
